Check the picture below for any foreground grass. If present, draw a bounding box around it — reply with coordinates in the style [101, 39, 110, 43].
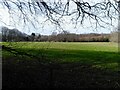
[2, 42, 119, 70]
[2, 42, 120, 88]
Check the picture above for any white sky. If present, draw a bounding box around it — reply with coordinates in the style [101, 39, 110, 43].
[0, 0, 118, 35]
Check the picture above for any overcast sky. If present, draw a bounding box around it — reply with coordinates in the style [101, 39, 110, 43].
[0, 0, 118, 35]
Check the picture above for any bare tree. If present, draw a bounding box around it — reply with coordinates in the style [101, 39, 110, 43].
[115, 0, 120, 52]
[0, 0, 119, 29]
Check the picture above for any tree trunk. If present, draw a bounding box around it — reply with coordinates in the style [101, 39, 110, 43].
[118, 1, 120, 53]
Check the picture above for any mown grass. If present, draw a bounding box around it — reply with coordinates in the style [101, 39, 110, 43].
[2, 42, 120, 88]
[2, 42, 118, 51]
[2, 42, 119, 71]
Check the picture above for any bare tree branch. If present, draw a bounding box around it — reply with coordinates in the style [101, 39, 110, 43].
[0, 0, 119, 30]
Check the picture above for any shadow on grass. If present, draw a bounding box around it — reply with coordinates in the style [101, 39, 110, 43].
[2, 47, 120, 88]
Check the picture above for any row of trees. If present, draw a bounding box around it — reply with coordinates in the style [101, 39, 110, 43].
[28, 31, 110, 42]
[1, 26, 111, 42]
[49, 33, 110, 42]
[1, 27, 110, 42]
[1, 27, 27, 42]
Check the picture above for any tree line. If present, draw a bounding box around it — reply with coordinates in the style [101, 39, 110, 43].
[1, 27, 111, 42]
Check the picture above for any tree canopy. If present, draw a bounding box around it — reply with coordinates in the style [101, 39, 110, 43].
[0, 0, 119, 30]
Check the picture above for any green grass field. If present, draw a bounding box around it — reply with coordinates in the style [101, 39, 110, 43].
[2, 42, 120, 70]
[2, 42, 120, 88]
